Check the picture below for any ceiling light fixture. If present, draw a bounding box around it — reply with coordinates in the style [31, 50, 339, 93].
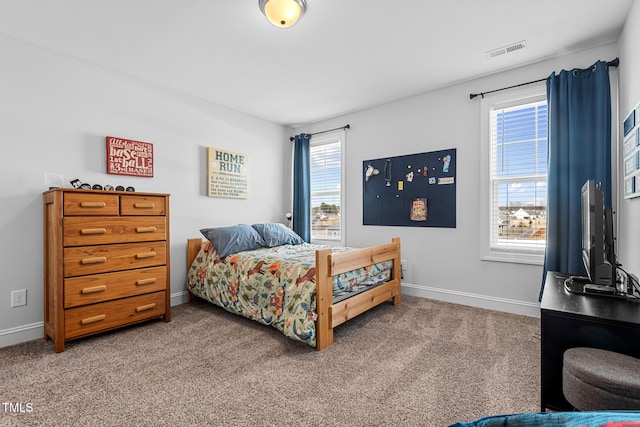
[259, 0, 307, 29]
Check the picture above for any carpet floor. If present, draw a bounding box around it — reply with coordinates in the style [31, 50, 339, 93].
[0, 296, 540, 426]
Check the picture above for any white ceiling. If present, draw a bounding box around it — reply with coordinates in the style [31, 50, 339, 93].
[0, 0, 634, 127]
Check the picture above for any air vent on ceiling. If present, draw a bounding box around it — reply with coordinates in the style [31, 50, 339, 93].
[486, 40, 527, 59]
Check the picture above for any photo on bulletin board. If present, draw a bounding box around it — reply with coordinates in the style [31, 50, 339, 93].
[362, 148, 456, 228]
[410, 198, 427, 221]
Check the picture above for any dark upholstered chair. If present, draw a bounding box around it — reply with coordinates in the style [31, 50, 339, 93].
[563, 347, 640, 410]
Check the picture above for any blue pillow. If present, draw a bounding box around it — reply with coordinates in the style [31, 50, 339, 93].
[252, 223, 304, 247]
[200, 224, 265, 258]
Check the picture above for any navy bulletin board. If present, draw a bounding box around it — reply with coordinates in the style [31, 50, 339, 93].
[363, 148, 456, 228]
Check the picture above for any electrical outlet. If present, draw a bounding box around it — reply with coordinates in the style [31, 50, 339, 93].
[401, 259, 408, 280]
[11, 289, 27, 307]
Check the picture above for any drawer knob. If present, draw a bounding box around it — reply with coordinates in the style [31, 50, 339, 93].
[133, 203, 155, 209]
[135, 252, 156, 259]
[81, 256, 107, 265]
[81, 314, 106, 325]
[81, 285, 107, 294]
[136, 226, 157, 233]
[136, 303, 156, 312]
[136, 278, 157, 286]
[81, 228, 107, 235]
[79, 202, 107, 208]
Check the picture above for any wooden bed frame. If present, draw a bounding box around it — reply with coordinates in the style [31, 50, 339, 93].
[187, 237, 402, 350]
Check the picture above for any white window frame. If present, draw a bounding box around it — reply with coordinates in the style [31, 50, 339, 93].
[480, 84, 547, 265]
[309, 130, 345, 246]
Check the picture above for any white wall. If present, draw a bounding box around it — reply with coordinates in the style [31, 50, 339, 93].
[297, 43, 620, 316]
[0, 35, 291, 347]
[1, 24, 630, 348]
[618, 1, 640, 280]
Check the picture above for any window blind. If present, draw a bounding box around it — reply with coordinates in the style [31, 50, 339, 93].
[489, 100, 548, 250]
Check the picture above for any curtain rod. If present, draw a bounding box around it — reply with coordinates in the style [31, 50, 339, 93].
[469, 58, 619, 100]
[289, 124, 350, 141]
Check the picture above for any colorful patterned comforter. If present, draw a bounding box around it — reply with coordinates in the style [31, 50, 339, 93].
[187, 242, 392, 347]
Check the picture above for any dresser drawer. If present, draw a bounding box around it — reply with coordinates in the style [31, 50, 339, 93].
[63, 241, 166, 277]
[120, 195, 166, 216]
[63, 216, 167, 246]
[64, 193, 119, 216]
[65, 291, 165, 339]
[64, 266, 167, 308]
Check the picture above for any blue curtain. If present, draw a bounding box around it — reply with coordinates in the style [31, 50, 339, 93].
[540, 60, 614, 299]
[293, 133, 311, 242]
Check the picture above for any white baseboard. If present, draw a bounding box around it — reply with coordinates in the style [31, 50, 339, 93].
[171, 286, 540, 317]
[0, 291, 193, 350]
[401, 282, 541, 318]
[0, 287, 538, 349]
[171, 290, 190, 305]
[0, 321, 45, 349]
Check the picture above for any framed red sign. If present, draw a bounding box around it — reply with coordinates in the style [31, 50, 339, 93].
[106, 136, 154, 177]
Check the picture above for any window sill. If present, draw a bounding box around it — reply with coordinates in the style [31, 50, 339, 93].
[311, 238, 344, 246]
[482, 249, 544, 266]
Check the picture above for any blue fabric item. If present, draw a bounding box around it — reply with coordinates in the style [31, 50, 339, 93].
[449, 411, 640, 427]
[252, 223, 304, 247]
[540, 60, 613, 301]
[293, 134, 311, 242]
[200, 224, 265, 258]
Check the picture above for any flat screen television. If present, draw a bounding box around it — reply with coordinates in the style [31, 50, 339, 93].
[581, 179, 617, 288]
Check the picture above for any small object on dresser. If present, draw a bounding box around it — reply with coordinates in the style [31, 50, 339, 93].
[44, 172, 64, 190]
[80, 183, 91, 190]
[104, 185, 114, 191]
[92, 184, 103, 190]
[115, 185, 125, 191]
[126, 186, 135, 192]
[70, 178, 82, 189]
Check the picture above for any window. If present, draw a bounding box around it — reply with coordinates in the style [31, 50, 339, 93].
[480, 86, 547, 264]
[310, 131, 345, 244]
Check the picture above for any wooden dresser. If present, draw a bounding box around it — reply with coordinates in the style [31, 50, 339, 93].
[43, 188, 171, 352]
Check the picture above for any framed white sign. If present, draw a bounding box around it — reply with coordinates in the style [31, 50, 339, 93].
[207, 147, 248, 199]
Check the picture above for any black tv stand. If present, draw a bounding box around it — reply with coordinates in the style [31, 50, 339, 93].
[541, 272, 640, 411]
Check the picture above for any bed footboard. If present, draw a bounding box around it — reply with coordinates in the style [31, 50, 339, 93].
[315, 237, 401, 350]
